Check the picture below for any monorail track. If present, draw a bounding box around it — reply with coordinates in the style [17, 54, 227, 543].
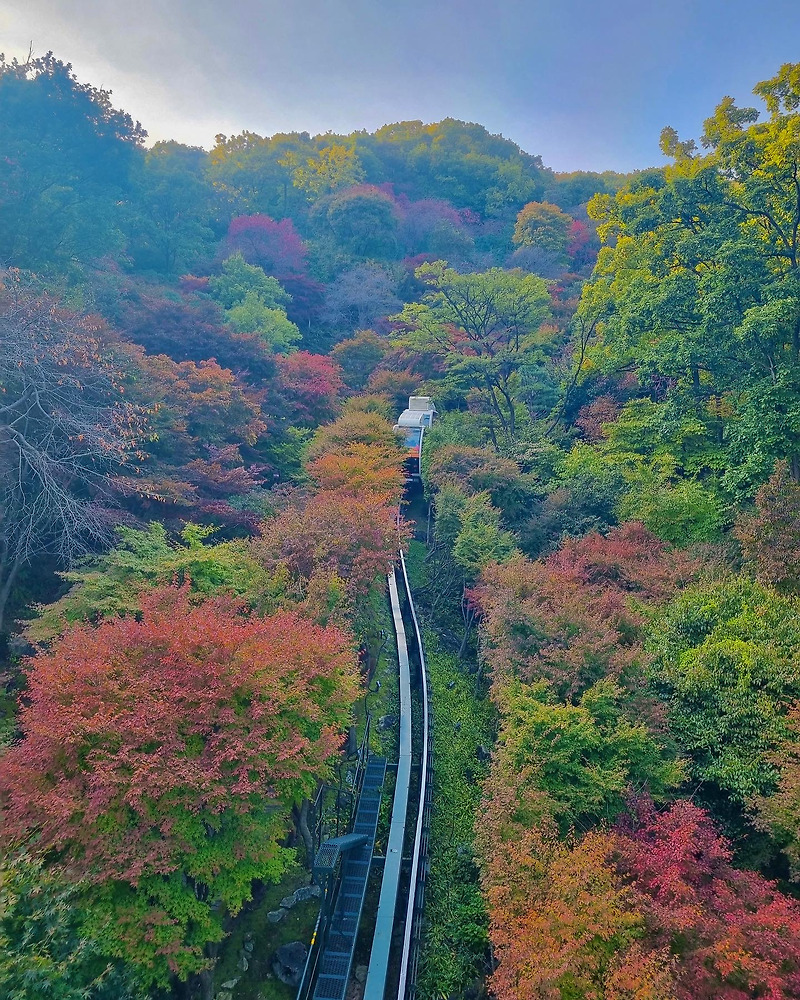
[298, 527, 433, 1000]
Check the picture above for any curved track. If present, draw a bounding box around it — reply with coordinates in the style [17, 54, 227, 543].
[396, 546, 431, 1000]
[300, 531, 433, 1000]
[363, 545, 433, 1000]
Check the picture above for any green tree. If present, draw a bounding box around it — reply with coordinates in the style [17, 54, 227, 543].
[393, 262, 550, 444]
[649, 578, 800, 800]
[325, 185, 399, 258]
[25, 522, 285, 642]
[0, 852, 147, 1000]
[494, 678, 683, 834]
[290, 143, 365, 199]
[128, 141, 215, 275]
[582, 64, 800, 497]
[513, 199, 573, 263]
[0, 53, 144, 272]
[209, 252, 301, 352]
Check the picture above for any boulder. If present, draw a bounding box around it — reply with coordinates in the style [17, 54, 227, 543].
[272, 941, 308, 986]
[267, 908, 287, 923]
[293, 884, 321, 903]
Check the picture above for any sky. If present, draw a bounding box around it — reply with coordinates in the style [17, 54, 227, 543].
[1, 0, 799, 173]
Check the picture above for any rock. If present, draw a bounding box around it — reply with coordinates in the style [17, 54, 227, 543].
[7, 636, 35, 659]
[280, 894, 296, 909]
[267, 908, 287, 923]
[292, 884, 321, 903]
[354, 964, 368, 984]
[378, 714, 397, 731]
[217, 992, 232, 1000]
[272, 941, 308, 986]
[238, 954, 249, 972]
[220, 980, 239, 990]
[243, 939, 254, 953]
[476, 744, 491, 763]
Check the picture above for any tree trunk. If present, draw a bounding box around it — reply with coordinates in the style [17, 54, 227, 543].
[199, 967, 214, 1000]
[296, 798, 315, 868]
[0, 551, 24, 636]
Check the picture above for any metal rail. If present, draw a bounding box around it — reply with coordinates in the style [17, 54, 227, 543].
[362, 567, 413, 1000]
[396, 546, 433, 1000]
[298, 524, 433, 1000]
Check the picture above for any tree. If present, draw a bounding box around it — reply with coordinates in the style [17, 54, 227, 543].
[330, 329, 389, 389]
[222, 214, 308, 276]
[582, 64, 800, 497]
[324, 185, 400, 258]
[254, 489, 401, 599]
[754, 704, 800, 877]
[475, 773, 674, 1000]
[0, 52, 144, 272]
[208, 252, 301, 353]
[616, 798, 800, 998]
[24, 522, 284, 643]
[0, 851, 147, 1000]
[128, 141, 215, 275]
[307, 409, 401, 459]
[492, 678, 683, 835]
[1, 585, 359, 984]
[485, 829, 668, 1000]
[478, 524, 697, 699]
[322, 264, 402, 334]
[276, 351, 344, 425]
[114, 288, 277, 380]
[307, 443, 405, 505]
[0, 274, 145, 633]
[426, 444, 534, 525]
[127, 352, 267, 518]
[648, 578, 800, 800]
[735, 460, 800, 592]
[290, 143, 365, 199]
[397, 196, 474, 261]
[393, 262, 550, 444]
[208, 130, 314, 219]
[512, 200, 574, 269]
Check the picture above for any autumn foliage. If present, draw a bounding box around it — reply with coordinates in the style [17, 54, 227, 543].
[275, 350, 344, 424]
[735, 460, 800, 593]
[255, 489, 401, 599]
[2, 585, 358, 876]
[1, 585, 359, 978]
[477, 523, 698, 698]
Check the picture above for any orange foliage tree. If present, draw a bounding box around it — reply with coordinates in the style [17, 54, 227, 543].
[477, 523, 698, 699]
[255, 488, 402, 600]
[615, 798, 800, 999]
[477, 773, 675, 1000]
[0, 584, 359, 981]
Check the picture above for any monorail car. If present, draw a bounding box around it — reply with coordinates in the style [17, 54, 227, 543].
[393, 395, 437, 479]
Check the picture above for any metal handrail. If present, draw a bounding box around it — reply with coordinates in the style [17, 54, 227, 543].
[397, 545, 432, 1000]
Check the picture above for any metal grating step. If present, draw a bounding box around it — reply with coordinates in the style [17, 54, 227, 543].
[310, 756, 386, 1000]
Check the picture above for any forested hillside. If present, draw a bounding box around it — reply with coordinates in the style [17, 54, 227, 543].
[2, 49, 800, 1000]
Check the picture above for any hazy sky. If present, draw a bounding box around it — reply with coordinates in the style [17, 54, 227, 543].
[2, 0, 799, 172]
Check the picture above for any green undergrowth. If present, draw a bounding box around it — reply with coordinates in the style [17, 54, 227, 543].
[404, 539, 497, 996]
[417, 634, 495, 999]
[211, 866, 318, 1000]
